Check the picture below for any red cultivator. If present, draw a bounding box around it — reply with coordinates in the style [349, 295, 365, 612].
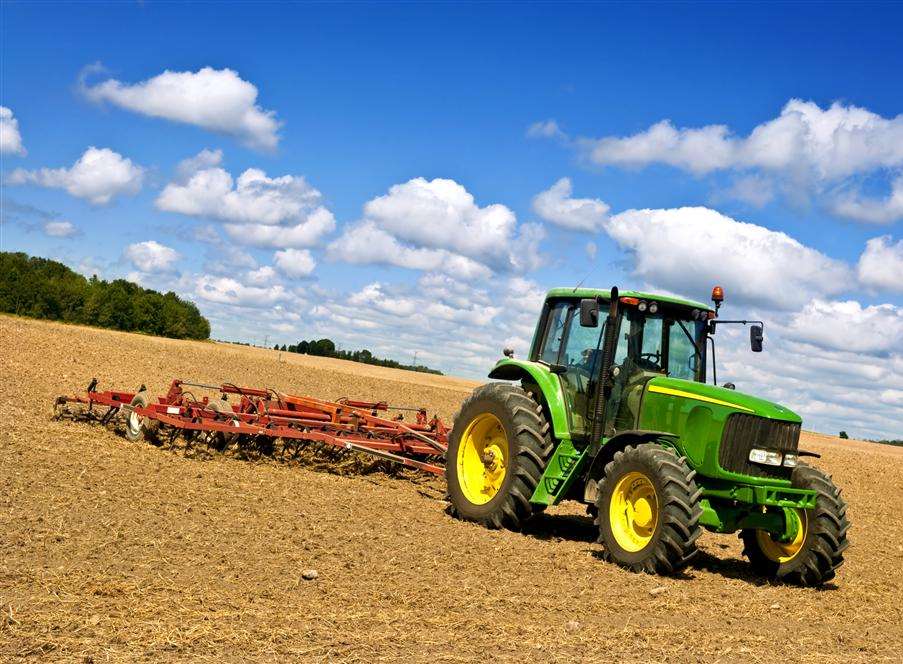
[54, 378, 449, 474]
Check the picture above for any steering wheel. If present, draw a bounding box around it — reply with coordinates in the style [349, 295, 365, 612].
[639, 351, 661, 363]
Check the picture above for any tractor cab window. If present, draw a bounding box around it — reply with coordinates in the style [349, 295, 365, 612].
[540, 302, 569, 365]
[558, 304, 604, 436]
[605, 311, 664, 432]
[636, 316, 664, 372]
[616, 309, 703, 380]
[667, 319, 704, 381]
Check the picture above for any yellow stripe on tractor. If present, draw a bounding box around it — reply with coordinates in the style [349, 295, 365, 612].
[647, 385, 755, 412]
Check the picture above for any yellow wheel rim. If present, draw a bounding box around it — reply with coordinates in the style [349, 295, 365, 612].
[456, 413, 509, 505]
[756, 509, 808, 563]
[609, 471, 659, 552]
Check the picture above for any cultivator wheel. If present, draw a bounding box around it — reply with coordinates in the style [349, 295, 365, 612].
[206, 400, 239, 452]
[124, 391, 158, 443]
[445, 383, 553, 530]
[596, 443, 703, 575]
[740, 463, 850, 586]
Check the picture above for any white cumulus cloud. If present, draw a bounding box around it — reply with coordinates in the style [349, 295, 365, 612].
[327, 221, 493, 280]
[81, 66, 280, 151]
[223, 209, 337, 248]
[123, 240, 179, 272]
[857, 235, 903, 293]
[43, 220, 77, 237]
[363, 177, 517, 262]
[582, 99, 903, 180]
[532, 177, 610, 231]
[526, 119, 565, 140]
[175, 147, 224, 180]
[603, 206, 851, 309]
[156, 151, 336, 248]
[274, 248, 316, 278]
[303, 274, 542, 375]
[0, 106, 26, 155]
[832, 175, 903, 224]
[244, 265, 277, 286]
[782, 299, 902, 355]
[327, 177, 542, 278]
[7, 147, 144, 205]
[123, 240, 180, 273]
[195, 275, 287, 307]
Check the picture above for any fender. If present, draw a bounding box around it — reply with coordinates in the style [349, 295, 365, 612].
[582, 429, 679, 504]
[488, 358, 571, 440]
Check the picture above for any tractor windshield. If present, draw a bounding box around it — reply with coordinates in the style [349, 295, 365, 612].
[616, 308, 706, 382]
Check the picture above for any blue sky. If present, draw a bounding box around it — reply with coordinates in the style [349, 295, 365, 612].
[1, 2, 901, 439]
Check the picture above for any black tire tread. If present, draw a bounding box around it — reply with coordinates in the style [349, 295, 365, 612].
[740, 463, 849, 586]
[596, 443, 703, 575]
[446, 383, 553, 530]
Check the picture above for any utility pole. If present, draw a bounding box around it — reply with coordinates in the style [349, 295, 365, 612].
[413, 350, 418, 367]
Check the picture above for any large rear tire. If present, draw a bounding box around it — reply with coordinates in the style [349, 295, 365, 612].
[740, 463, 849, 586]
[596, 443, 702, 574]
[445, 384, 552, 530]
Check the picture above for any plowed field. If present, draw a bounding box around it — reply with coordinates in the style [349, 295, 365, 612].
[1, 315, 901, 662]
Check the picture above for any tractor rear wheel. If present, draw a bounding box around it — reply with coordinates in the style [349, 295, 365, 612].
[740, 464, 849, 586]
[445, 384, 552, 530]
[596, 443, 702, 574]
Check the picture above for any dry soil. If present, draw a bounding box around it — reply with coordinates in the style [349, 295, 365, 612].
[1, 315, 901, 662]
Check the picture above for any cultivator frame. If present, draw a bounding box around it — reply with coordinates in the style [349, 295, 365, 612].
[54, 378, 449, 474]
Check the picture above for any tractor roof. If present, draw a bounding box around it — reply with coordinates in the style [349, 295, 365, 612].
[545, 287, 714, 312]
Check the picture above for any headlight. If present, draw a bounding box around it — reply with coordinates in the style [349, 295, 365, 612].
[638, 301, 648, 312]
[648, 302, 658, 314]
[782, 453, 798, 467]
[748, 448, 783, 466]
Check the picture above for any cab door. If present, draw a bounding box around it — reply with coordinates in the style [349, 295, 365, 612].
[556, 305, 606, 440]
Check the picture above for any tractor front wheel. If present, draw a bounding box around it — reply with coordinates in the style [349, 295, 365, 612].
[446, 384, 552, 530]
[596, 443, 703, 574]
[740, 464, 849, 586]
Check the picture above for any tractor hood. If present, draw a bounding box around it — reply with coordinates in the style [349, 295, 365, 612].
[643, 375, 802, 423]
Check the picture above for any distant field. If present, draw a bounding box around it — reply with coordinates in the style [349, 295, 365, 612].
[1, 315, 901, 662]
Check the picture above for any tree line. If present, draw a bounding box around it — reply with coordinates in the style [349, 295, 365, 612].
[275, 339, 443, 375]
[0, 252, 210, 340]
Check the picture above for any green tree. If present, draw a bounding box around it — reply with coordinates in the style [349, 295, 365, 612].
[0, 251, 211, 341]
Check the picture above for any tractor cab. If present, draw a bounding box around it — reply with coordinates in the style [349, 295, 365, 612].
[531, 288, 712, 441]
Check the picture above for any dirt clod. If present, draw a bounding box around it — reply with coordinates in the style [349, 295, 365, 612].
[301, 569, 319, 581]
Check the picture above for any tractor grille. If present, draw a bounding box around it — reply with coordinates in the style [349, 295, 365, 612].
[718, 413, 801, 479]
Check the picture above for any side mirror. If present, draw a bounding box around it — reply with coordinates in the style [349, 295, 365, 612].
[750, 324, 764, 352]
[579, 298, 599, 327]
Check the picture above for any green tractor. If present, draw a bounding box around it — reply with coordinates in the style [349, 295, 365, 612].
[446, 286, 849, 586]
